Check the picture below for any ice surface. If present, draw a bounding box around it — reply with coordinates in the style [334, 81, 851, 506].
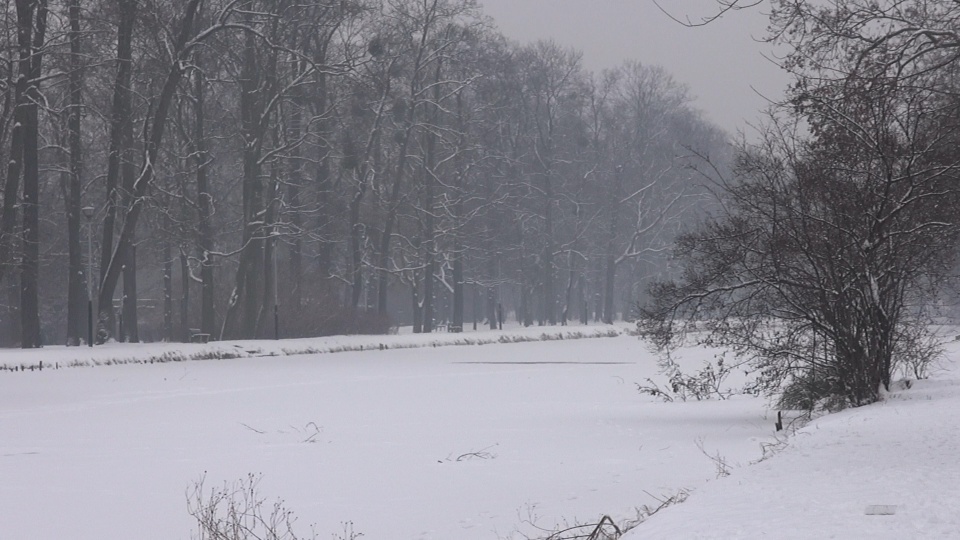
[0, 325, 770, 539]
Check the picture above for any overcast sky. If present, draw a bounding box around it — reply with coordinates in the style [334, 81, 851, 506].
[478, 0, 790, 136]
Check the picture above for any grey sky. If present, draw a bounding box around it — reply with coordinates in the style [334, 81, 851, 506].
[478, 0, 790, 135]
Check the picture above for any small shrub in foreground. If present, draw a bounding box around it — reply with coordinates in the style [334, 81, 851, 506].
[188, 473, 318, 540]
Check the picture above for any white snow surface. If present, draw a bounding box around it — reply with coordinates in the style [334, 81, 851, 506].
[1, 324, 958, 539]
[627, 342, 960, 539]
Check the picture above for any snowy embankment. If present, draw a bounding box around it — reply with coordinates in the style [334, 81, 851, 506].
[0, 323, 623, 371]
[627, 339, 960, 539]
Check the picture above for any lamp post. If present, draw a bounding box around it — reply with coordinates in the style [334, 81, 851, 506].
[82, 205, 95, 347]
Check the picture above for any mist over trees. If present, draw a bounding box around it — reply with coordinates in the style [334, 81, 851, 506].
[0, 0, 726, 347]
[642, 0, 960, 407]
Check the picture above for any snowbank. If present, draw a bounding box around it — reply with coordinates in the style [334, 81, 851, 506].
[0, 323, 625, 371]
[626, 342, 960, 539]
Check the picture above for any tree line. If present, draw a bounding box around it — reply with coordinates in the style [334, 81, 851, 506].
[0, 0, 726, 347]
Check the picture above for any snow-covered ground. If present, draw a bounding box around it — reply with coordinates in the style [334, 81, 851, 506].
[627, 341, 960, 539]
[1, 325, 956, 539]
[0, 325, 772, 539]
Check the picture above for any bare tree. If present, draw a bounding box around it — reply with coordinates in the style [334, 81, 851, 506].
[16, 0, 48, 348]
[642, 77, 960, 406]
[63, 0, 85, 345]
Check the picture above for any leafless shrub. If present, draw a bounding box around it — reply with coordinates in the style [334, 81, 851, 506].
[695, 438, 730, 478]
[619, 489, 691, 533]
[512, 489, 690, 540]
[542, 515, 621, 540]
[187, 473, 318, 540]
[332, 522, 363, 540]
[895, 327, 940, 380]
[756, 432, 792, 463]
[636, 351, 735, 402]
[635, 377, 675, 402]
[514, 515, 621, 540]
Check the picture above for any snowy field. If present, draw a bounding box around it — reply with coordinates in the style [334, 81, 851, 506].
[1, 325, 957, 539]
[0, 326, 773, 539]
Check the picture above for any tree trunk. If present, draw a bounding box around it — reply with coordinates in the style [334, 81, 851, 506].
[452, 239, 463, 331]
[286, 60, 305, 316]
[222, 25, 265, 340]
[312, 39, 334, 289]
[315, 146, 334, 286]
[348, 182, 363, 308]
[603, 251, 616, 324]
[472, 283, 479, 330]
[421, 169, 436, 333]
[64, 0, 84, 346]
[520, 255, 533, 327]
[119, 159, 139, 341]
[99, 0, 136, 338]
[542, 170, 556, 325]
[0, 67, 21, 288]
[577, 272, 590, 324]
[420, 57, 443, 332]
[561, 251, 576, 326]
[260, 227, 276, 339]
[122, 244, 138, 341]
[2, 280, 20, 346]
[0, 120, 22, 287]
[180, 248, 189, 342]
[61, 144, 84, 345]
[603, 168, 621, 325]
[411, 273, 422, 334]
[240, 29, 264, 339]
[486, 256, 496, 329]
[376, 123, 414, 316]
[193, 55, 215, 337]
[18, 0, 47, 349]
[258, 165, 279, 339]
[162, 239, 172, 341]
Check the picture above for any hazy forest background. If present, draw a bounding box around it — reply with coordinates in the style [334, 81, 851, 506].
[0, 0, 729, 347]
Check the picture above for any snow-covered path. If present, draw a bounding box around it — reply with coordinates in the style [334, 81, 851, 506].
[0, 332, 771, 539]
